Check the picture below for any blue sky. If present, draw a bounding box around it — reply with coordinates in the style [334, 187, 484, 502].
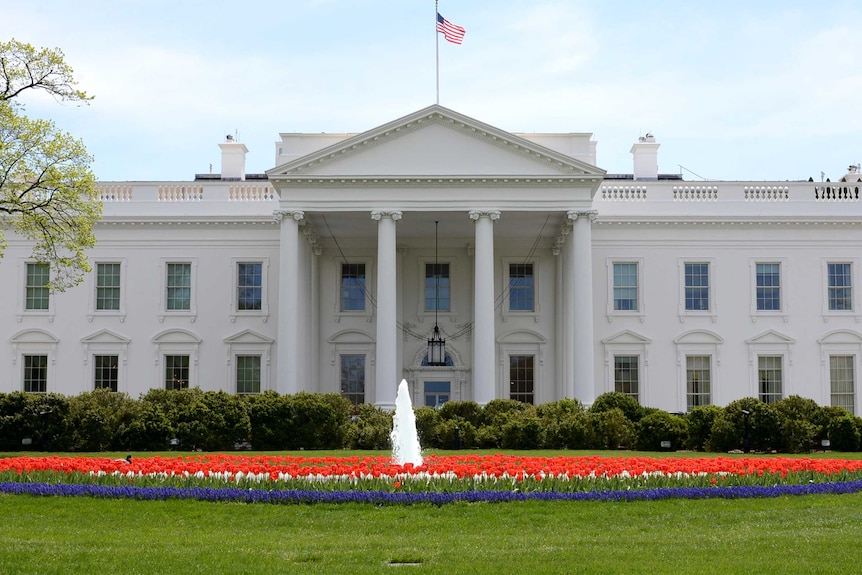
[6, 0, 861, 182]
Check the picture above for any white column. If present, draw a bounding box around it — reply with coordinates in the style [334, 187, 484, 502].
[557, 223, 575, 399]
[470, 209, 500, 405]
[275, 209, 304, 395]
[568, 210, 597, 405]
[372, 210, 401, 410]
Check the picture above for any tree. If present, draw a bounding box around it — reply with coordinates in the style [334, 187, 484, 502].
[1, 38, 101, 290]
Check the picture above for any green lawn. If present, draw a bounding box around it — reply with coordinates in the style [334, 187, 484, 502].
[2, 491, 861, 574]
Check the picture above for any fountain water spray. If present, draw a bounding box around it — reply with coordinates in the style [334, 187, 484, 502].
[390, 379, 423, 466]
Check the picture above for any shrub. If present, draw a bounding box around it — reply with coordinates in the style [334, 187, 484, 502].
[344, 404, 392, 450]
[721, 398, 781, 452]
[436, 419, 477, 450]
[538, 399, 588, 449]
[827, 414, 862, 452]
[0, 392, 71, 451]
[585, 408, 635, 449]
[500, 408, 543, 450]
[114, 400, 172, 451]
[590, 392, 643, 423]
[283, 392, 351, 449]
[244, 391, 293, 450]
[413, 406, 442, 448]
[67, 389, 137, 451]
[438, 401, 483, 428]
[685, 405, 722, 451]
[781, 418, 817, 453]
[636, 411, 688, 451]
[481, 399, 528, 427]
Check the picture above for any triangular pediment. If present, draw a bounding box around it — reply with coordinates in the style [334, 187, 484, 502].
[224, 329, 274, 345]
[267, 105, 605, 179]
[746, 330, 795, 345]
[81, 329, 131, 345]
[602, 330, 652, 345]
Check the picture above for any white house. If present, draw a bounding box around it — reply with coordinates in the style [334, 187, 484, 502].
[4, 104, 862, 415]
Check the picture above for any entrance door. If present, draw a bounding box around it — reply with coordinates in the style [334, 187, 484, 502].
[424, 381, 451, 408]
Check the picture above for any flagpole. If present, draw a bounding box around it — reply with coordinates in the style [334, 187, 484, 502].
[435, 0, 440, 104]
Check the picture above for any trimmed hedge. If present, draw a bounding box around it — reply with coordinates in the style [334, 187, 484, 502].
[1, 389, 860, 453]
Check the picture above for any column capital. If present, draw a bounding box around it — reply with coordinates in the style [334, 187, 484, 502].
[274, 209, 305, 223]
[469, 209, 501, 222]
[371, 210, 403, 222]
[567, 209, 597, 223]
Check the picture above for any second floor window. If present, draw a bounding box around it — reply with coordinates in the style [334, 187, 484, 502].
[613, 262, 638, 311]
[756, 263, 781, 311]
[166, 263, 191, 311]
[684, 262, 710, 311]
[828, 263, 853, 311]
[509, 263, 534, 311]
[425, 263, 450, 312]
[26, 263, 50, 311]
[341, 263, 366, 311]
[237, 262, 262, 311]
[96, 263, 121, 311]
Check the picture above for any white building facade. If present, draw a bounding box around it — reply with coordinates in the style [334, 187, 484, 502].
[3, 105, 862, 414]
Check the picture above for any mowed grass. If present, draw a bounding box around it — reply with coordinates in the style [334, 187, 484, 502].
[2, 492, 862, 574]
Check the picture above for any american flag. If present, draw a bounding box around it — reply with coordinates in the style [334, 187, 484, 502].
[436, 12, 465, 44]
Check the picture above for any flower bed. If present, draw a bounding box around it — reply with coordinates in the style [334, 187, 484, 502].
[2, 454, 862, 504]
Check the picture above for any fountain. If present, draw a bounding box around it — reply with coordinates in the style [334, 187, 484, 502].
[390, 379, 423, 466]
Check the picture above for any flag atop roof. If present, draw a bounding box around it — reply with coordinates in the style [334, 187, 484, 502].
[436, 12, 466, 45]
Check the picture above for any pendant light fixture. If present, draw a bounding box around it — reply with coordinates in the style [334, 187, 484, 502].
[427, 220, 446, 366]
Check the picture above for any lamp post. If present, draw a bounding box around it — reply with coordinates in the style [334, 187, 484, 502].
[427, 220, 446, 366]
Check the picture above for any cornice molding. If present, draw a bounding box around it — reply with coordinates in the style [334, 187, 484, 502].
[276, 176, 603, 188]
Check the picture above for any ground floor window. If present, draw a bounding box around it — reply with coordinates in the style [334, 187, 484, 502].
[686, 355, 711, 411]
[614, 355, 639, 401]
[94, 354, 118, 392]
[424, 381, 450, 408]
[165, 355, 190, 390]
[236, 355, 261, 394]
[830, 355, 855, 415]
[758, 355, 783, 404]
[340, 354, 365, 406]
[23, 354, 48, 393]
[509, 355, 534, 404]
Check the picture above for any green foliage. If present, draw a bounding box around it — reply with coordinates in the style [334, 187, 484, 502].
[589, 392, 644, 423]
[281, 392, 352, 450]
[413, 406, 442, 448]
[635, 411, 688, 451]
[482, 399, 529, 426]
[1, 39, 100, 290]
[585, 408, 635, 449]
[685, 405, 722, 451]
[67, 389, 137, 451]
[722, 397, 782, 452]
[243, 391, 292, 449]
[0, 391, 71, 451]
[113, 400, 172, 451]
[536, 399, 587, 449]
[500, 408, 543, 449]
[436, 419, 477, 449]
[344, 404, 392, 450]
[827, 414, 862, 452]
[437, 401, 483, 427]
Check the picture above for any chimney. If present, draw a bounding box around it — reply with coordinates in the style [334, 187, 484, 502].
[630, 133, 660, 181]
[218, 134, 248, 181]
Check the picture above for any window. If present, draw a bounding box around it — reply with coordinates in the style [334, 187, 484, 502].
[684, 263, 710, 311]
[508, 263, 534, 311]
[425, 263, 450, 312]
[424, 381, 450, 407]
[341, 263, 366, 311]
[830, 355, 855, 415]
[95, 263, 121, 311]
[340, 354, 365, 406]
[828, 263, 853, 311]
[26, 263, 50, 311]
[94, 355, 118, 392]
[237, 263, 262, 311]
[166, 263, 191, 311]
[758, 355, 783, 404]
[23, 355, 48, 393]
[236, 355, 261, 394]
[756, 263, 781, 311]
[614, 355, 639, 400]
[509, 355, 534, 404]
[613, 262, 638, 311]
[165, 355, 190, 390]
[686, 355, 711, 410]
